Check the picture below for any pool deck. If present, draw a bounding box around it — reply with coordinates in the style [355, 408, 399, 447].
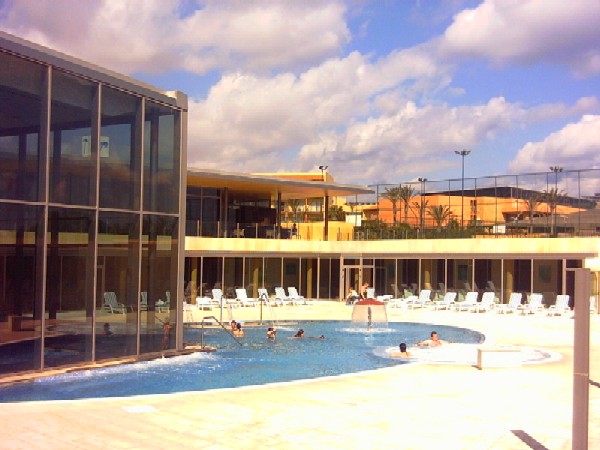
[2, 302, 599, 449]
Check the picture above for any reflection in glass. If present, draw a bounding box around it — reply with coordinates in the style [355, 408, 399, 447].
[45, 207, 95, 368]
[50, 70, 95, 206]
[96, 211, 139, 359]
[140, 215, 178, 353]
[0, 52, 43, 201]
[0, 203, 42, 374]
[144, 101, 180, 213]
[100, 87, 142, 210]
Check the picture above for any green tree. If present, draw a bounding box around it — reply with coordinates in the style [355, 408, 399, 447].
[524, 192, 542, 233]
[427, 205, 452, 230]
[328, 205, 346, 221]
[543, 187, 564, 236]
[398, 185, 416, 223]
[382, 185, 403, 223]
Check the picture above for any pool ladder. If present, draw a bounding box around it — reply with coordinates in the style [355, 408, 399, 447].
[201, 316, 244, 347]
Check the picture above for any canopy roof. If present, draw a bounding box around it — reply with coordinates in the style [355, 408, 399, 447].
[187, 168, 374, 201]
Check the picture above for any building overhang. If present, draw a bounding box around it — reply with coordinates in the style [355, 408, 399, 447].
[187, 168, 374, 201]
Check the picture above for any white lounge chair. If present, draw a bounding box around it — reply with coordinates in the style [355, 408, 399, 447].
[519, 293, 544, 314]
[212, 288, 238, 308]
[452, 291, 478, 312]
[430, 291, 457, 310]
[274, 287, 293, 306]
[471, 291, 496, 313]
[103, 292, 127, 314]
[140, 291, 148, 311]
[287, 287, 306, 305]
[495, 292, 522, 314]
[365, 288, 376, 299]
[195, 296, 213, 310]
[235, 288, 258, 307]
[407, 289, 432, 309]
[547, 294, 570, 316]
[257, 288, 270, 301]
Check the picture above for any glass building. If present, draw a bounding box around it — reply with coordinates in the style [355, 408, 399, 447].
[0, 31, 187, 375]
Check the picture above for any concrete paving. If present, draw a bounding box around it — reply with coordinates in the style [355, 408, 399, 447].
[1, 302, 599, 449]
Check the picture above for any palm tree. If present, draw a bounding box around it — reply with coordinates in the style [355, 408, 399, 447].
[524, 192, 541, 233]
[427, 205, 452, 230]
[543, 187, 564, 236]
[398, 185, 416, 223]
[411, 199, 429, 233]
[286, 199, 302, 223]
[382, 185, 403, 223]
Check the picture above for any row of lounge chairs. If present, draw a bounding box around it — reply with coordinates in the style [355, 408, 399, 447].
[384, 289, 583, 315]
[191, 287, 313, 310]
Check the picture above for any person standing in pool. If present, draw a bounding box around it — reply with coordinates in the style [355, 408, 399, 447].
[390, 342, 411, 358]
[417, 331, 448, 347]
[267, 327, 277, 339]
[162, 320, 172, 349]
[293, 329, 305, 338]
[233, 322, 244, 337]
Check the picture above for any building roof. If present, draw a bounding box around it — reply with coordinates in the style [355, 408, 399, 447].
[187, 168, 374, 200]
[0, 30, 186, 109]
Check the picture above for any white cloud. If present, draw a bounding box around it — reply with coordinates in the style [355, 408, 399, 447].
[508, 115, 600, 173]
[438, 0, 600, 77]
[0, 0, 351, 74]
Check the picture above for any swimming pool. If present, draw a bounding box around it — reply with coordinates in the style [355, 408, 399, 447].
[0, 321, 484, 402]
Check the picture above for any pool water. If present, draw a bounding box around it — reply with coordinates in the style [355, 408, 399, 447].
[0, 321, 484, 402]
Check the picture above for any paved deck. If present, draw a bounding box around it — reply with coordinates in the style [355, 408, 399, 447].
[2, 302, 599, 449]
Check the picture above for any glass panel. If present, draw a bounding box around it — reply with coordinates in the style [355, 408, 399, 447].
[396, 259, 419, 294]
[96, 211, 139, 359]
[140, 214, 179, 353]
[0, 52, 43, 201]
[223, 257, 243, 300]
[244, 257, 262, 298]
[144, 101, 180, 213]
[282, 257, 300, 291]
[99, 86, 142, 210]
[302, 257, 318, 299]
[0, 203, 42, 374]
[202, 257, 223, 294]
[264, 258, 282, 294]
[50, 70, 96, 206]
[45, 207, 95, 368]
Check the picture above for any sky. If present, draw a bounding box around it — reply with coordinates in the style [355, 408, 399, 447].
[2, 0, 600, 187]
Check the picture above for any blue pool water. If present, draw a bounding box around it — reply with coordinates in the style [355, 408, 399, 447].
[0, 321, 484, 402]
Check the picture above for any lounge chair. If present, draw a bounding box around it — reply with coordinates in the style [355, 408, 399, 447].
[495, 292, 522, 314]
[102, 292, 127, 314]
[235, 288, 258, 307]
[195, 296, 213, 310]
[471, 291, 496, 313]
[274, 287, 293, 306]
[212, 288, 238, 308]
[286, 287, 305, 305]
[547, 294, 570, 316]
[519, 293, 544, 314]
[365, 288, 376, 299]
[429, 291, 457, 310]
[257, 288, 269, 301]
[407, 289, 432, 309]
[452, 291, 478, 312]
[140, 291, 148, 311]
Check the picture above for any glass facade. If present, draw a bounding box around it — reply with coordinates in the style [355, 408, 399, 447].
[0, 39, 186, 376]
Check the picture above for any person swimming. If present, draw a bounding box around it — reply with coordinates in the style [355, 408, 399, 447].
[390, 342, 411, 358]
[416, 331, 448, 347]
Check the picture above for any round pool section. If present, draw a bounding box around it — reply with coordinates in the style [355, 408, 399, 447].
[0, 321, 483, 402]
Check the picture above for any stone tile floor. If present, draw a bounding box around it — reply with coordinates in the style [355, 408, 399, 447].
[1, 302, 599, 449]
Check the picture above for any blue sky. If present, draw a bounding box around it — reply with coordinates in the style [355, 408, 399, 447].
[2, 0, 600, 187]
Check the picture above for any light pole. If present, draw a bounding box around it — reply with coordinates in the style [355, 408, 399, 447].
[318, 165, 328, 181]
[418, 177, 427, 234]
[550, 166, 563, 236]
[454, 150, 471, 228]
